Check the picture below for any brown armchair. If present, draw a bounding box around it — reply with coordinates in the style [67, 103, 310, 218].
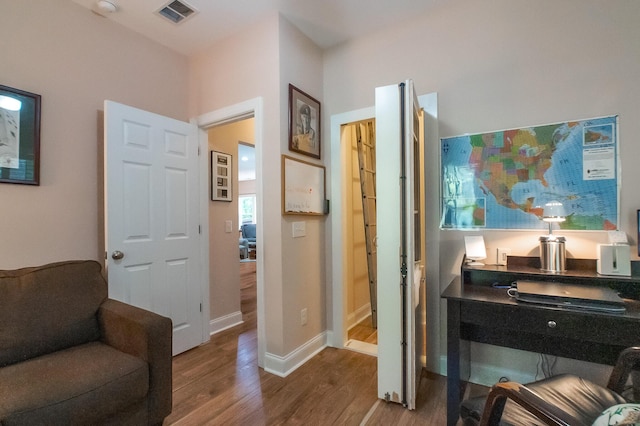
[460, 347, 640, 426]
[0, 260, 172, 425]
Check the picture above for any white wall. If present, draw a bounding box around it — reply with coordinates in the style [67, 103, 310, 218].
[324, 0, 640, 383]
[0, 1, 188, 268]
[278, 16, 327, 356]
[189, 13, 287, 358]
[189, 13, 326, 364]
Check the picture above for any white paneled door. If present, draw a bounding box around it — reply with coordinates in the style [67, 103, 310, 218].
[376, 80, 424, 410]
[104, 101, 203, 356]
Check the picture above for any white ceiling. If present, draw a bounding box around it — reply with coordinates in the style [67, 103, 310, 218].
[72, 0, 443, 55]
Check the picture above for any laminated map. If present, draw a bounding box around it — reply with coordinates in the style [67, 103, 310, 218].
[440, 115, 619, 230]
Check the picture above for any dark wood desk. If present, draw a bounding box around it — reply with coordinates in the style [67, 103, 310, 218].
[441, 256, 640, 426]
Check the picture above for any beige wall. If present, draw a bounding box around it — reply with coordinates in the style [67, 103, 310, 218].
[189, 14, 325, 357]
[189, 13, 286, 355]
[0, 1, 188, 269]
[343, 123, 372, 328]
[279, 17, 326, 355]
[324, 0, 640, 382]
[7, 0, 639, 383]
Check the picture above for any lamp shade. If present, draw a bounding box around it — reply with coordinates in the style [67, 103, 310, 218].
[542, 201, 566, 223]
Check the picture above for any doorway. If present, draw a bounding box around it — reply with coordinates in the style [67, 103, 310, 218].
[342, 119, 378, 357]
[197, 98, 265, 368]
[329, 106, 375, 351]
[329, 92, 439, 393]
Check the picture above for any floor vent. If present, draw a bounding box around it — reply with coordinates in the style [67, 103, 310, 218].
[157, 0, 198, 24]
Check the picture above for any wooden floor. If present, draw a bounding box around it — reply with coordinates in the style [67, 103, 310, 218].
[165, 261, 485, 425]
[348, 315, 378, 345]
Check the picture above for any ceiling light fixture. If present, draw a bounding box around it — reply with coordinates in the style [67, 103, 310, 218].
[96, 0, 118, 14]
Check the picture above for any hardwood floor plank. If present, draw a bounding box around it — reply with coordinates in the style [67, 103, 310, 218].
[164, 260, 487, 425]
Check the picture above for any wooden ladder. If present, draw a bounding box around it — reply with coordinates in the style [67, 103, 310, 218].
[356, 121, 378, 328]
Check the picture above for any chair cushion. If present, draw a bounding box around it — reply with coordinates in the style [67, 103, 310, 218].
[0, 260, 107, 367]
[0, 342, 149, 425]
[461, 374, 628, 426]
[241, 223, 256, 240]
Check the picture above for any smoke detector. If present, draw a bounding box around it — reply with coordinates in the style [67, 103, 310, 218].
[96, 0, 117, 13]
[156, 0, 198, 24]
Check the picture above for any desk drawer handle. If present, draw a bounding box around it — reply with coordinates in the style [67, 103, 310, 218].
[547, 320, 557, 328]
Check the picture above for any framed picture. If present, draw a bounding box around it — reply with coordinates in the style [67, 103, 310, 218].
[211, 151, 232, 202]
[0, 85, 41, 185]
[282, 155, 326, 216]
[288, 84, 321, 159]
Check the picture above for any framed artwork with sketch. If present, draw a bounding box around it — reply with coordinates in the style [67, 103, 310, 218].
[288, 84, 321, 159]
[0, 84, 41, 185]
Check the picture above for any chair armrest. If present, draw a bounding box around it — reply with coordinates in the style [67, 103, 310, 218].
[479, 382, 581, 426]
[608, 346, 640, 397]
[98, 299, 172, 425]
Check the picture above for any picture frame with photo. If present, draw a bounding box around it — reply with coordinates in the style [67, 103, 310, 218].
[0, 84, 41, 185]
[288, 84, 321, 159]
[211, 151, 232, 202]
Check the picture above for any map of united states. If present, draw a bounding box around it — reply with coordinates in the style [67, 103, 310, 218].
[441, 116, 618, 230]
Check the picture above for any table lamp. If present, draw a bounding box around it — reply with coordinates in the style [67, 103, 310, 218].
[539, 201, 566, 273]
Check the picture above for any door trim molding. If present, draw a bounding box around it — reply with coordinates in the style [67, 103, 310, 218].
[329, 106, 375, 349]
[196, 97, 266, 368]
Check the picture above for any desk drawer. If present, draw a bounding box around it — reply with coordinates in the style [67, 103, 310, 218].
[460, 301, 639, 347]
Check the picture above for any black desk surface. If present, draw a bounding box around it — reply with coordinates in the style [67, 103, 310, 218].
[442, 275, 640, 319]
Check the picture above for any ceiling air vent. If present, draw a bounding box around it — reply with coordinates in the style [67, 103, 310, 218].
[157, 0, 198, 24]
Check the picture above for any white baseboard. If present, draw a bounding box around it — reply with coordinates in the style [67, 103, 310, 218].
[346, 303, 371, 331]
[209, 311, 243, 335]
[264, 332, 327, 377]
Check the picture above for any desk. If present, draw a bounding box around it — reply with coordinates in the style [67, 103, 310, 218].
[441, 256, 640, 426]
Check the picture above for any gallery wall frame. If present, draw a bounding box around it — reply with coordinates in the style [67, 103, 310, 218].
[288, 84, 321, 159]
[211, 150, 232, 202]
[0, 84, 41, 185]
[282, 155, 326, 216]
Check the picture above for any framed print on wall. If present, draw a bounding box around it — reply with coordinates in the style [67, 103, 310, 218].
[0, 84, 41, 185]
[282, 155, 326, 216]
[288, 84, 321, 159]
[211, 151, 232, 202]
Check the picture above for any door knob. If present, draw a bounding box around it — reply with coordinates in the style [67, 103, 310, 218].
[111, 250, 124, 260]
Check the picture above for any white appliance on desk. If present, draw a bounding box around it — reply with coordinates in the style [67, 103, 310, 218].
[597, 231, 631, 276]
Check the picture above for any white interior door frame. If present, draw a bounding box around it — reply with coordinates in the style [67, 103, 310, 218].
[196, 97, 266, 367]
[329, 93, 439, 402]
[329, 106, 375, 348]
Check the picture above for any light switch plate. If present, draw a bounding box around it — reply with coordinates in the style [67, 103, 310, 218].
[225, 220, 232, 233]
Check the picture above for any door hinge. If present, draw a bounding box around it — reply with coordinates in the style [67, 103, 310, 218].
[198, 146, 201, 156]
[198, 225, 202, 234]
[200, 303, 202, 312]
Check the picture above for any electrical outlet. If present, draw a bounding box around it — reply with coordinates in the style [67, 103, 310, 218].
[300, 308, 308, 326]
[497, 248, 511, 266]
